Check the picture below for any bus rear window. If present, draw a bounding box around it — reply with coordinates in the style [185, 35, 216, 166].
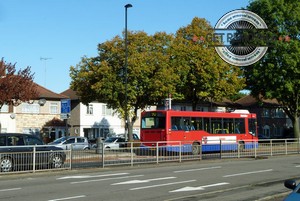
[142, 116, 166, 129]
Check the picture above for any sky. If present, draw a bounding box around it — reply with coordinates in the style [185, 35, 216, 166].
[0, 0, 250, 94]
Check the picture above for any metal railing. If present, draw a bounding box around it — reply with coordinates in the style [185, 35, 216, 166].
[1, 139, 300, 174]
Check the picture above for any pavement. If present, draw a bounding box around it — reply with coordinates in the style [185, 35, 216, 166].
[256, 192, 290, 201]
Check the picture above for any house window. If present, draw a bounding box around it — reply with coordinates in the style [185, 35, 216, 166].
[50, 103, 58, 114]
[180, 106, 187, 111]
[1, 127, 7, 133]
[262, 108, 270, 117]
[22, 103, 39, 114]
[0, 104, 8, 113]
[23, 128, 40, 135]
[102, 105, 112, 116]
[263, 125, 270, 138]
[273, 108, 285, 118]
[87, 104, 93, 115]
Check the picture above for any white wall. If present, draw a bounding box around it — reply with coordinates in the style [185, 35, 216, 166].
[79, 103, 122, 136]
[0, 114, 16, 133]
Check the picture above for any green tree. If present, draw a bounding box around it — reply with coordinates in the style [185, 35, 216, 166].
[245, 0, 300, 138]
[171, 17, 245, 110]
[70, 31, 180, 140]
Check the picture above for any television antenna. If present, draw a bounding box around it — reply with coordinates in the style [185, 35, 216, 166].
[40, 57, 52, 87]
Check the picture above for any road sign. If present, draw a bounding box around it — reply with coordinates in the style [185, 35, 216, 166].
[60, 113, 70, 120]
[61, 99, 71, 113]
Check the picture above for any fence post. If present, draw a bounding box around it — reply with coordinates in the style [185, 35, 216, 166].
[297, 138, 300, 154]
[200, 142, 202, 160]
[270, 140, 273, 156]
[156, 142, 159, 164]
[33, 146, 36, 173]
[254, 141, 257, 158]
[179, 141, 182, 163]
[69, 145, 72, 170]
[131, 142, 134, 167]
[101, 143, 104, 168]
[220, 140, 222, 159]
[285, 139, 288, 155]
[237, 142, 240, 158]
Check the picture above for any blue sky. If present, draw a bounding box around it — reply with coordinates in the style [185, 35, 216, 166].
[0, 0, 250, 93]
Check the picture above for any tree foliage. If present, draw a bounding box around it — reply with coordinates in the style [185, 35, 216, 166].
[171, 17, 245, 110]
[246, 0, 300, 137]
[70, 18, 246, 139]
[0, 58, 38, 109]
[70, 31, 180, 140]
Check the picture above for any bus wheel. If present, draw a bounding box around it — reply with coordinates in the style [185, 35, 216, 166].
[192, 143, 200, 155]
[238, 141, 245, 152]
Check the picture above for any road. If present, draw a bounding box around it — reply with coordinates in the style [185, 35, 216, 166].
[0, 155, 299, 201]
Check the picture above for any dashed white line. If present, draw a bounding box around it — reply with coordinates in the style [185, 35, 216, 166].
[112, 177, 176, 185]
[0, 188, 22, 192]
[71, 174, 144, 184]
[223, 169, 273, 177]
[129, 180, 196, 191]
[174, 166, 222, 173]
[48, 195, 86, 201]
[57, 172, 129, 180]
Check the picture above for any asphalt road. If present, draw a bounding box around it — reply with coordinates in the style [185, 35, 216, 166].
[1, 155, 299, 201]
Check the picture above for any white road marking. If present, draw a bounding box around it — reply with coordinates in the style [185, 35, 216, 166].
[170, 182, 229, 192]
[111, 177, 176, 185]
[0, 188, 22, 192]
[57, 172, 129, 180]
[129, 180, 196, 191]
[296, 165, 300, 167]
[71, 174, 144, 184]
[223, 169, 273, 177]
[48, 195, 86, 201]
[174, 166, 222, 173]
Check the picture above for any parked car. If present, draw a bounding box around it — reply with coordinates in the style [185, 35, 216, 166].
[104, 137, 127, 150]
[0, 133, 66, 172]
[48, 136, 90, 150]
[116, 133, 140, 141]
[284, 180, 300, 201]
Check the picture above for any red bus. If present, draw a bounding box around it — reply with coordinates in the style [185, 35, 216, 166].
[140, 110, 258, 154]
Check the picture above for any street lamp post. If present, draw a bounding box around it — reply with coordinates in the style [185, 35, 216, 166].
[124, 4, 132, 141]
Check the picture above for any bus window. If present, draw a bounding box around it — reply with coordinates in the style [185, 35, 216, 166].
[181, 117, 191, 131]
[203, 117, 211, 133]
[234, 119, 245, 134]
[211, 118, 223, 134]
[171, 117, 181, 130]
[223, 118, 234, 134]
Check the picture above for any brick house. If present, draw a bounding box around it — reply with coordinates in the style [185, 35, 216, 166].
[0, 83, 68, 141]
[234, 95, 291, 139]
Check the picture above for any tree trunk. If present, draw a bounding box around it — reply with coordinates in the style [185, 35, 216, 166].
[127, 119, 133, 141]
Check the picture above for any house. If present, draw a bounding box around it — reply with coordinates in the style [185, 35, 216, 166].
[61, 89, 146, 140]
[234, 95, 291, 138]
[157, 98, 233, 112]
[0, 83, 68, 141]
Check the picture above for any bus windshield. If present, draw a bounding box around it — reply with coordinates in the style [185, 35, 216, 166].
[141, 112, 166, 129]
[249, 118, 257, 136]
